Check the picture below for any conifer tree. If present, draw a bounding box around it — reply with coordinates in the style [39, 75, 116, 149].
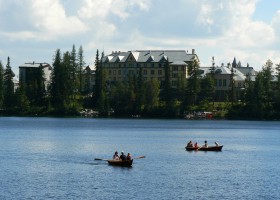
[3, 57, 15, 110]
[78, 45, 85, 93]
[50, 49, 65, 112]
[0, 61, 4, 108]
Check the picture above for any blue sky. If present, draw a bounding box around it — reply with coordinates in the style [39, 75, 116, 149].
[1, 0, 280, 77]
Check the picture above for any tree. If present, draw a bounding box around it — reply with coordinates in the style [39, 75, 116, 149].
[77, 45, 85, 93]
[199, 74, 215, 104]
[144, 79, 160, 113]
[94, 50, 108, 115]
[14, 82, 30, 114]
[186, 59, 200, 106]
[229, 63, 236, 105]
[3, 57, 15, 110]
[70, 45, 78, 99]
[50, 49, 65, 112]
[0, 61, 4, 108]
[275, 63, 280, 116]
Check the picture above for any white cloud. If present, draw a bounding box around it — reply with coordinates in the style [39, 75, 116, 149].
[78, 0, 150, 20]
[29, 0, 88, 39]
[0, 0, 89, 41]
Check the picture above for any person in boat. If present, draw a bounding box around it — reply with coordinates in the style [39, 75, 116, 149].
[120, 151, 127, 161]
[187, 141, 193, 147]
[126, 153, 132, 161]
[203, 140, 208, 148]
[215, 141, 219, 146]
[113, 151, 120, 160]
[194, 142, 198, 148]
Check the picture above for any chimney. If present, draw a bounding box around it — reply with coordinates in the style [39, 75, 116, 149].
[192, 49, 195, 54]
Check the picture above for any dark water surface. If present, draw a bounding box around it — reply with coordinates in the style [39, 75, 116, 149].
[1, 117, 280, 199]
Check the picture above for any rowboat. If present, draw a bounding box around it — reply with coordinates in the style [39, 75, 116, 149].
[107, 159, 133, 167]
[185, 145, 223, 151]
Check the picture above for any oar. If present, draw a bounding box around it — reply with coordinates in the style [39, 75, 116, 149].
[94, 158, 109, 161]
[134, 156, 145, 159]
[195, 147, 202, 151]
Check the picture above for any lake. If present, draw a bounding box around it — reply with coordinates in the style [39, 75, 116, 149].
[0, 117, 280, 199]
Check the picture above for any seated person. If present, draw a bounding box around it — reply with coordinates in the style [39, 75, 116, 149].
[126, 153, 132, 161]
[203, 140, 208, 147]
[187, 141, 193, 147]
[120, 151, 127, 161]
[113, 151, 120, 160]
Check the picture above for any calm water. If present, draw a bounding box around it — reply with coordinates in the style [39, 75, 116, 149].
[0, 117, 280, 200]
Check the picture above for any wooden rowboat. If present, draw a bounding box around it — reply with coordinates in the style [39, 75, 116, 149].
[107, 159, 133, 167]
[185, 145, 223, 151]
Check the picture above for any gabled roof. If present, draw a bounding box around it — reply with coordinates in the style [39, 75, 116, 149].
[199, 66, 247, 81]
[101, 50, 199, 64]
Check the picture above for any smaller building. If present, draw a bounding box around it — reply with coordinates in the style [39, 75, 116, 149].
[19, 62, 52, 90]
[82, 65, 96, 94]
[200, 64, 250, 101]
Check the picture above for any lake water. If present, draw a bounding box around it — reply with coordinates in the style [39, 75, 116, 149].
[0, 117, 280, 200]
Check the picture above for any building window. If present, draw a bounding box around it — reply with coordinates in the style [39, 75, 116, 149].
[151, 63, 154, 68]
[219, 79, 222, 87]
[223, 79, 227, 86]
[151, 70, 155, 75]
[172, 66, 178, 71]
[109, 70, 111, 75]
[143, 70, 147, 75]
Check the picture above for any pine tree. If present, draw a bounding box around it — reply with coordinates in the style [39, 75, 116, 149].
[3, 57, 15, 110]
[50, 49, 65, 112]
[78, 45, 85, 93]
[94, 50, 107, 115]
[0, 61, 4, 108]
[70, 45, 77, 99]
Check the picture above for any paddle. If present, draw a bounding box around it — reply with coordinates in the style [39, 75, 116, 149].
[94, 158, 109, 161]
[195, 147, 202, 151]
[134, 156, 145, 159]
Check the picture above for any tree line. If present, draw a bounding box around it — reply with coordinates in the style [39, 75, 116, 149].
[1, 46, 280, 120]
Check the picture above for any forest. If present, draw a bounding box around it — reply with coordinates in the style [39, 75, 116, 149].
[1, 45, 280, 120]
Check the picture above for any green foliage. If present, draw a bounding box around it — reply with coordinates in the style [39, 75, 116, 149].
[3, 57, 15, 110]
[186, 60, 200, 106]
[0, 61, 4, 108]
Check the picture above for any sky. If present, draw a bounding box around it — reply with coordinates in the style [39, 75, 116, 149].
[1, 0, 280, 77]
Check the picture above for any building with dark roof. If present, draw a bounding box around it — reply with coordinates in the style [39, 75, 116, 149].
[101, 49, 199, 87]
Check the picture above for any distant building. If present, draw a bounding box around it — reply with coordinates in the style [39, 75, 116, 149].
[82, 65, 96, 94]
[101, 49, 199, 87]
[200, 64, 250, 101]
[19, 62, 52, 90]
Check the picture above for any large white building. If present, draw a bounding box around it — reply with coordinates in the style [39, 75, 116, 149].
[101, 49, 199, 87]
